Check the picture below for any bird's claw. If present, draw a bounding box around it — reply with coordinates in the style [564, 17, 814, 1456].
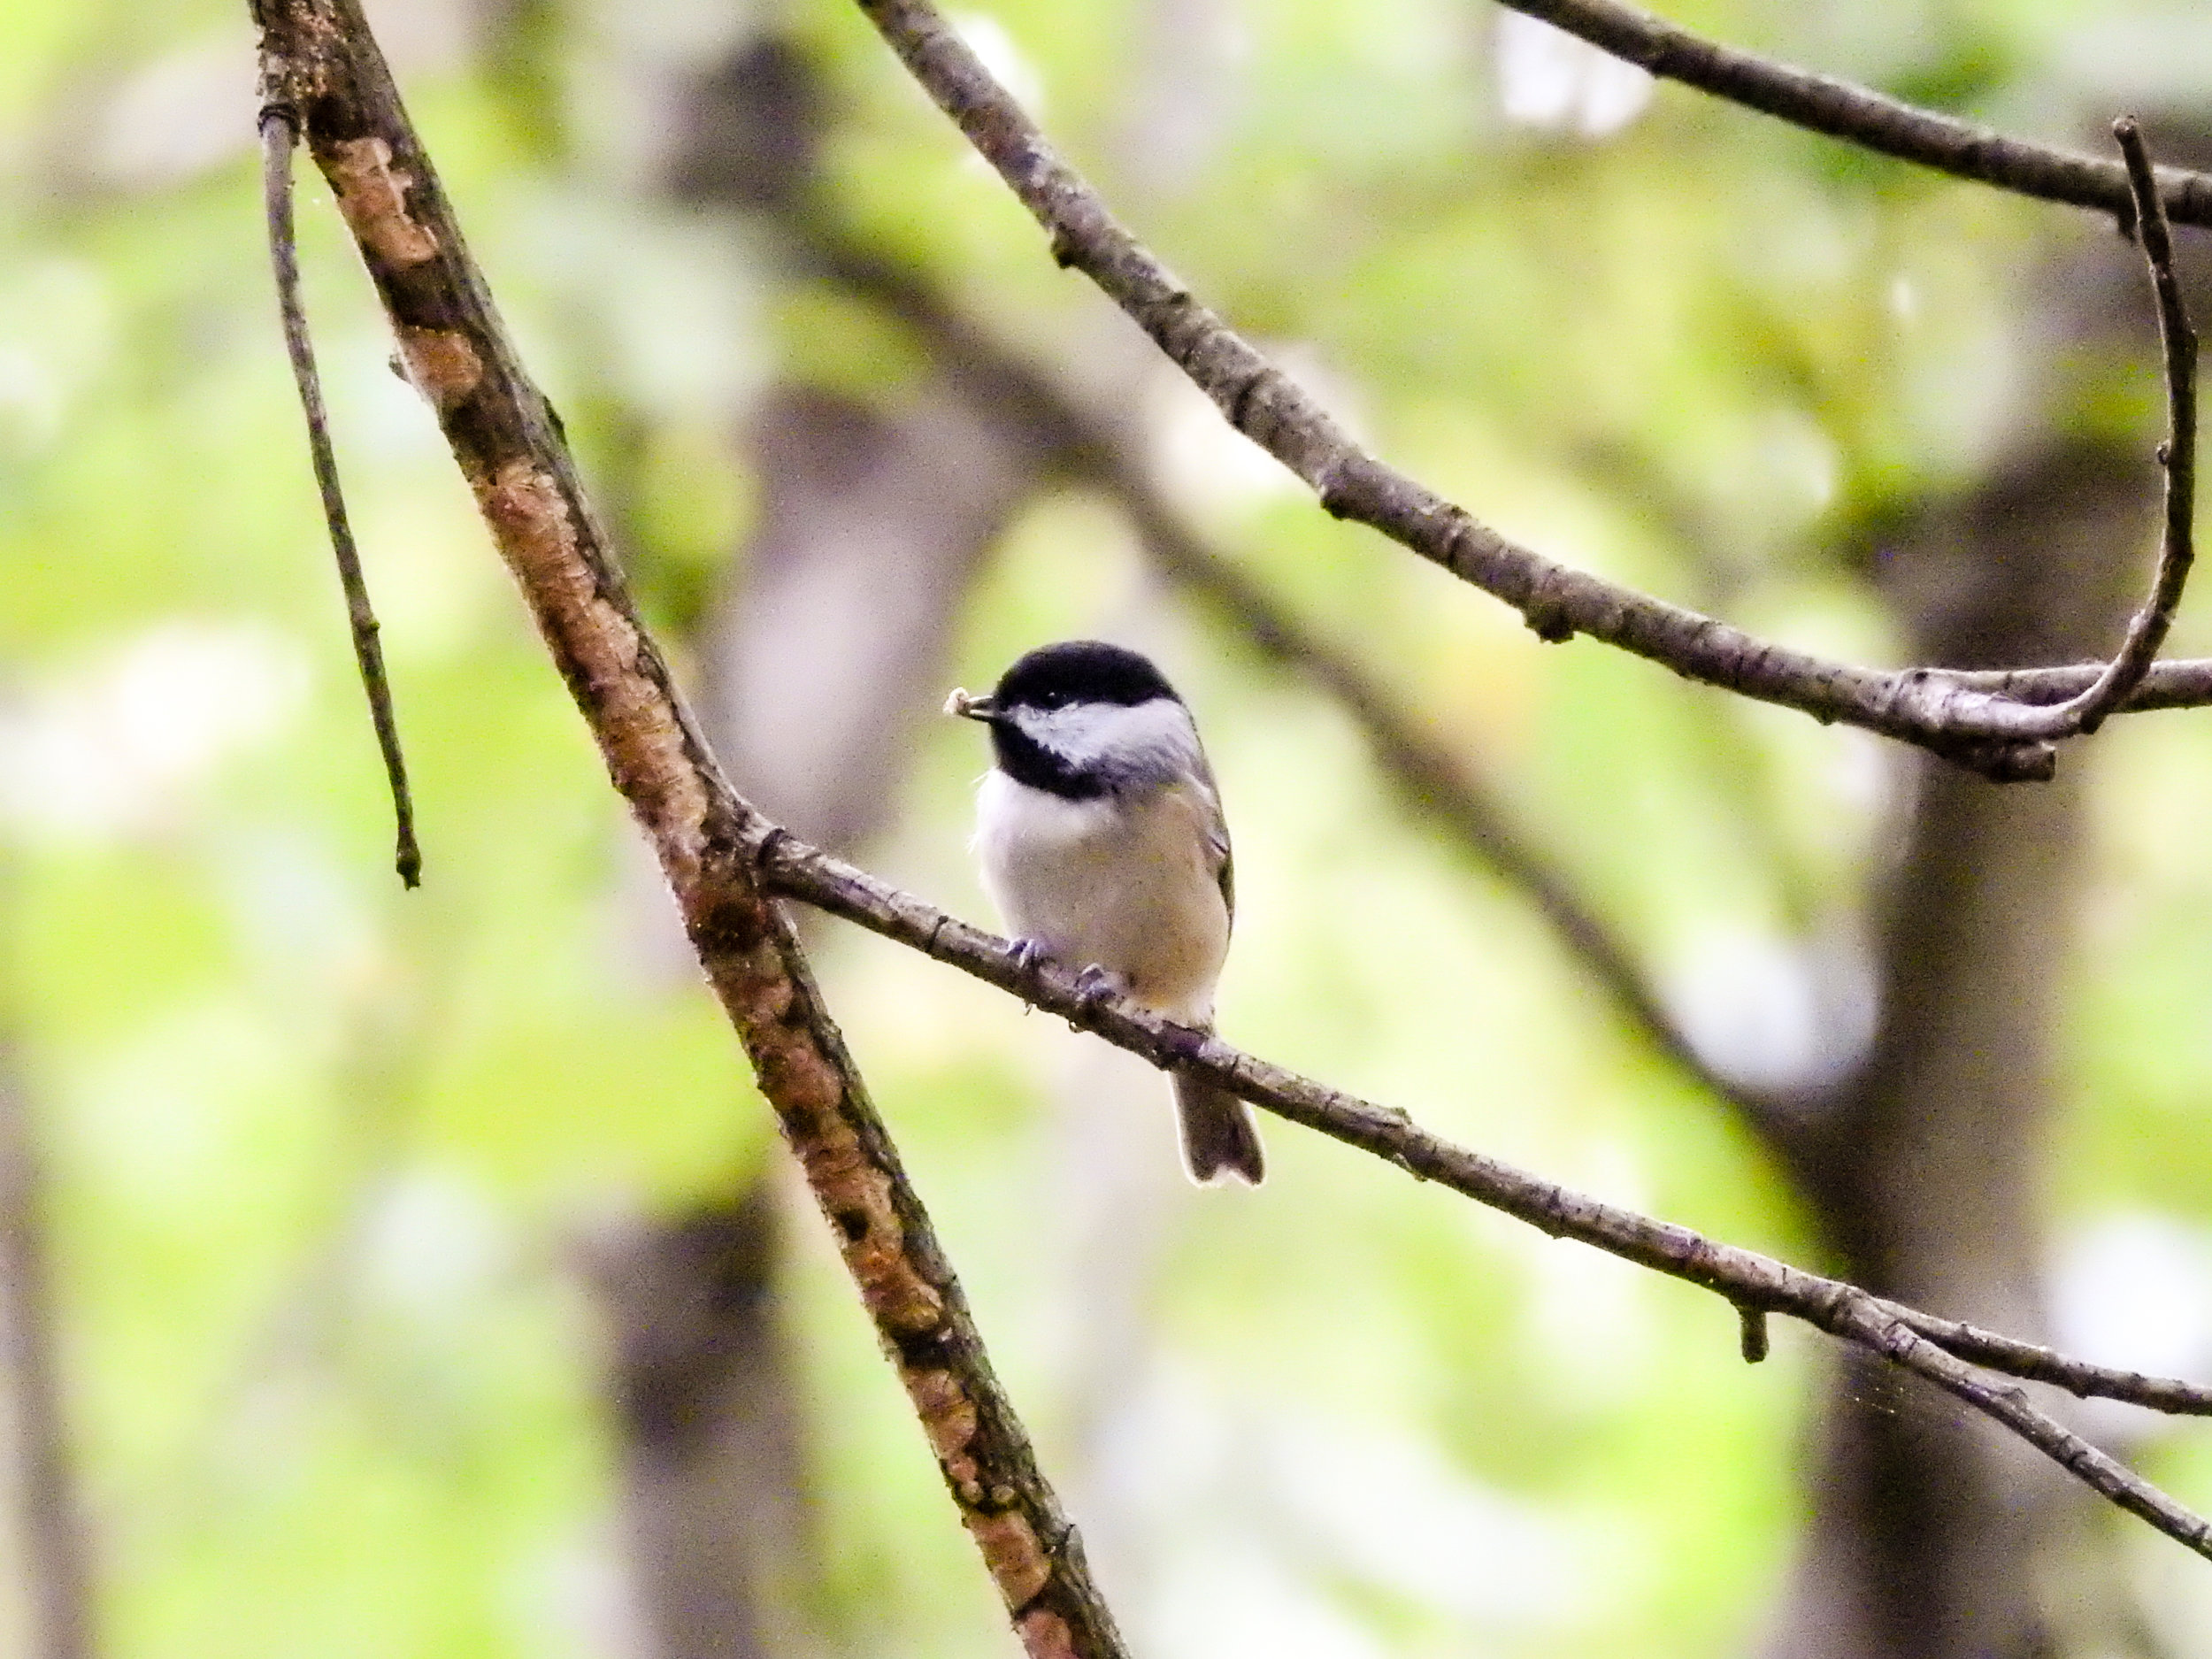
[1073, 964, 1122, 1010]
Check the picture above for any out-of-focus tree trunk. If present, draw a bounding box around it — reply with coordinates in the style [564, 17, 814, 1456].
[586, 1186, 807, 1659]
[1766, 438, 2147, 1659]
[0, 1053, 93, 1659]
[1763, 124, 2212, 1651]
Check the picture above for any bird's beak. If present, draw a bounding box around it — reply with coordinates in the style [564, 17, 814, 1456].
[945, 688, 997, 722]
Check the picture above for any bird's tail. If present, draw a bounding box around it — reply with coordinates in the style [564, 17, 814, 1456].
[1173, 1069, 1265, 1186]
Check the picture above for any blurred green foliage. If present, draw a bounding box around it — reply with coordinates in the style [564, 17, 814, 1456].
[5, 0, 2212, 1655]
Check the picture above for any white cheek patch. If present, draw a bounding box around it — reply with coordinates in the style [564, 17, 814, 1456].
[1011, 697, 1201, 779]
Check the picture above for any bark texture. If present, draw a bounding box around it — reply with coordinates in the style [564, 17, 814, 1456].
[591, 40, 1064, 1657]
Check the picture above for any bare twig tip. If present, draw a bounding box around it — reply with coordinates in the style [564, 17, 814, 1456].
[1739, 1305, 1770, 1364]
[262, 90, 423, 891]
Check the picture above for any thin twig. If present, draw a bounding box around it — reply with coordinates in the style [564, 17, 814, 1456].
[1883, 1303, 2212, 1416]
[258, 111, 421, 888]
[0, 1057, 95, 1659]
[1942, 657, 2212, 709]
[2094, 119, 2199, 728]
[250, 4, 1128, 1650]
[1488, 0, 2212, 231]
[2000, 118, 2199, 741]
[846, 0, 2208, 783]
[746, 827, 2212, 1558]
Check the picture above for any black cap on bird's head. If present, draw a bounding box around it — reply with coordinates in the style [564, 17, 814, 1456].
[952, 640, 1181, 724]
[948, 641, 1190, 799]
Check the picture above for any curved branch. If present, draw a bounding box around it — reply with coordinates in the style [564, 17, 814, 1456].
[250, 4, 1130, 1653]
[2070, 118, 2200, 732]
[1492, 0, 2212, 229]
[1998, 119, 2200, 741]
[848, 0, 2204, 782]
[750, 828, 2212, 1558]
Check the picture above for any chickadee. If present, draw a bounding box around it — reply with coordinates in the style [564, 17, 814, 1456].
[947, 641, 1264, 1186]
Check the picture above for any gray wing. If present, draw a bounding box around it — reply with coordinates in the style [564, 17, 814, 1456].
[1194, 746, 1233, 926]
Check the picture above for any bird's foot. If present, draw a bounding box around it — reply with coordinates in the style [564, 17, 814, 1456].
[1072, 963, 1125, 1010]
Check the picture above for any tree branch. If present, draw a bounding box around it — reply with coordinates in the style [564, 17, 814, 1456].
[749, 827, 2212, 1558]
[1492, 0, 2212, 231]
[259, 111, 420, 887]
[846, 0, 2205, 783]
[250, 5, 1129, 1653]
[2084, 118, 2200, 731]
[1994, 118, 2199, 741]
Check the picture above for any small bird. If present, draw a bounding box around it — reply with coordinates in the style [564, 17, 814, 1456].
[948, 641, 1264, 1185]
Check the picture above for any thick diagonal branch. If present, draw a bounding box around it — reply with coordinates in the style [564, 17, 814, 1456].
[250, 4, 1127, 1653]
[848, 0, 2200, 782]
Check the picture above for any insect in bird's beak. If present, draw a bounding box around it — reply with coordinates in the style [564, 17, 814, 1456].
[945, 688, 998, 721]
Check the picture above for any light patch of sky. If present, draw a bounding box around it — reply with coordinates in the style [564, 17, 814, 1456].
[506, 1522, 642, 1659]
[952, 12, 1047, 116]
[218, 827, 382, 1002]
[1668, 923, 1875, 1094]
[1260, 1410, 1604, 1625]
[0, 257, 111, 459]
[1154, 1539, 1391, 1659]
[90, 39, 255, 188]
[2052, 1211, 2212, 1385]
[1891, 273, 1920, 325]
[1754, 402, 1840, 517]
[1503, 1135, 1660, 1403]
[1143, 347, 1364, 519]
[1115, 1370, 1607, 1654]
[355, 1167, 516, 1327]
[0, 622, 309, 842]
[68, 1002, 290, 1211]
[1494, 12, 1654, 141]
